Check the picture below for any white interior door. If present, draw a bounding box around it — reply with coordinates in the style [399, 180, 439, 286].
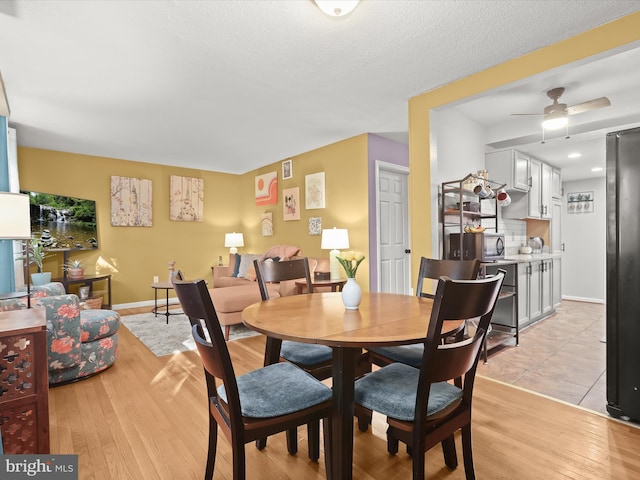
[377, 162, 411, 294]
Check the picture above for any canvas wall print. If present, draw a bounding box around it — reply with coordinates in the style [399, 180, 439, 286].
[309, 216, 322, 235]
[261, 212, 274, 236]
[170, 175, 204, 221]
[110, 175, 153, 227]
[255, 171, 278, 206]
[283, 187, 300, 221]
[305, 172, 325, 209]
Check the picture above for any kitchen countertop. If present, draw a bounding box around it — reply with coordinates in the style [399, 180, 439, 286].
[504, 253, 563, 262]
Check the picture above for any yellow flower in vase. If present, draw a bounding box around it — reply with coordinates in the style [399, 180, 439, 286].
[336, 250, 366, 278]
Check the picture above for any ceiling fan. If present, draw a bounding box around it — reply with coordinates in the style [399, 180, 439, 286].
[512, 87, 611, 130]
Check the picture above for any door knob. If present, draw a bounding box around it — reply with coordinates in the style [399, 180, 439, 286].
[404, 249, 411, 254]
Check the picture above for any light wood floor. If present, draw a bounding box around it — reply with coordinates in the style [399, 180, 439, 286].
[48, 307, 640, 479]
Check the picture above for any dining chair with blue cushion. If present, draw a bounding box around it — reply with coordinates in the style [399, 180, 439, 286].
[253, 258, 335, 379]
[172, 278, 333, 480]
[354, 272, 504, 480]
[367, 257, 481, 370]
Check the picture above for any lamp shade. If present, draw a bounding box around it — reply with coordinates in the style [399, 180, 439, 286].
[224, 232, 244, 248]
[321, 228, 349, 250]
[0, 192, 31, 239]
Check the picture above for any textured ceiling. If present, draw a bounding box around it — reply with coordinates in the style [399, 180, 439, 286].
[1, 1, 639, 174]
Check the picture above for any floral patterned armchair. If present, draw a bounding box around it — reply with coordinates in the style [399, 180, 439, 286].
[0, 282, 119, 385]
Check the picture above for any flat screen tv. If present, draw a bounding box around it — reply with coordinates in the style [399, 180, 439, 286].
[21, 190, 99, 250]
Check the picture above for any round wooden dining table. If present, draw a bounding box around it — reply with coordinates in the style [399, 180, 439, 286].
[242, 291, 463, 480]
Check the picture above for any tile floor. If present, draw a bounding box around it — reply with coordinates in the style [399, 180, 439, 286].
[477, 300, 610, 416]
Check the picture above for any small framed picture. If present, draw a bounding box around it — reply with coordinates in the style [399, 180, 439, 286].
[282, 159, 292, 180]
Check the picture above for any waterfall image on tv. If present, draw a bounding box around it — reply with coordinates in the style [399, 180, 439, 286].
[22, 190, 99, 250]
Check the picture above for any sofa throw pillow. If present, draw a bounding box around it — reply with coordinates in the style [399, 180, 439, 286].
[231, 253, 241, 277]
[260, 245, 301, 261]
[238, 254, 262, 280]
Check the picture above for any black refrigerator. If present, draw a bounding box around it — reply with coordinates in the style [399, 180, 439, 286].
[606, 126, 640, 421]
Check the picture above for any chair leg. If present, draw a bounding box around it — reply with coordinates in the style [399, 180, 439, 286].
[307, 421, 320, 461]
[355, 404, 372, 432]
[411, 439, 426, 480]
[286, 427, 298, 455]
[386, 427, 399, 455]
[232, 441, 246, 480]
[441, 434, 458, 469]
[461, 424, 476, 480]
[255, 438, 267, 450]
[205, 416, 217, 480]
[323, 417, 333, 480]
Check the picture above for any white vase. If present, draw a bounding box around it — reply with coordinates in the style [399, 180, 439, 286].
[341, 278, 362, 310]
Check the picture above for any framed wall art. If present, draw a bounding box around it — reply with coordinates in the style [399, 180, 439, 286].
[110, 175, 153, 227]
[255, 171, 278, 206]
[567, 191, 594, 214]
[282, 187, 300, 221]
[309, 216, 322, 235]
[282, 159, 292, 180]
[305, 172, 325, 209]
[170, 175, 204, 221]
[261, 212, 273, 236]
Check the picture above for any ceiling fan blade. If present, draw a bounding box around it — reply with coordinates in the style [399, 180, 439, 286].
[567, 97, 611, 115]
[510, 113, 544, 116]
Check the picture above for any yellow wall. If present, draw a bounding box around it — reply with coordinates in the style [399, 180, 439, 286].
[17, 134, 370, 304]
[408, 12, 640, 281]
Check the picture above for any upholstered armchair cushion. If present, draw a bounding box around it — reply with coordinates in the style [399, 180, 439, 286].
[217, 362, 332, 418]
[280, 341, 333, 366]
[354, 362, 463, 422]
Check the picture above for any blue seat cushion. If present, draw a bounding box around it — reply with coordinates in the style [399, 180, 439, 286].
[354, 362, 462, 422]
[368, 344, 423, 368]
[218, 362, 332, 418]
[281, 340, 332, 366]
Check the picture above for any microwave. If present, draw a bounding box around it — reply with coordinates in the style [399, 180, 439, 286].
[449, 232, 505, 262]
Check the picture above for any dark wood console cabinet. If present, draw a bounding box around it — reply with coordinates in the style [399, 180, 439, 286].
[0, 308, 50, 454]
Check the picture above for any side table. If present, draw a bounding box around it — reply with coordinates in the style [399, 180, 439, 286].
[295, 278, 347, 294]
[150, 282, 182, 324]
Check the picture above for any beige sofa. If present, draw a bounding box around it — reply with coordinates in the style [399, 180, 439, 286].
[209, 249, 330, 340]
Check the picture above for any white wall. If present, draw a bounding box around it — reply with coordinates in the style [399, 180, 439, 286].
[561, 177, 606, 302]
[430, 109, 487, 256]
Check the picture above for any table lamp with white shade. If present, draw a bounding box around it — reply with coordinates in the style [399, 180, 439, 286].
[224, 232, 244, 254]
[0, 192, 32, 307]
[321, 228, 349, 281]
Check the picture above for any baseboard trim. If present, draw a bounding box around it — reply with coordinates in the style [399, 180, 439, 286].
[114, 299, 181, 310]
[562, 295, 605, 304]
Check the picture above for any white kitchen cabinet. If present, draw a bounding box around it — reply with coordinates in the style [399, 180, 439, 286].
[552, 257, 562, 309]
[518, 258, 558, 329]
[517, 263, 530, 328]
[551, 200, 563, 253]
[504, 158, 554, 220]
[552, 168, 562, 199]
[541, 259, 553, 316]
[485, 149, 530, 192]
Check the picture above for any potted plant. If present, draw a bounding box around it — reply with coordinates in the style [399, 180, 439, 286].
[63, 258, 85, 279]
[25, 238, 53, 285]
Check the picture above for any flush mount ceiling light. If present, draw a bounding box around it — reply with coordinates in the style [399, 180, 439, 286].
[591, 167, 603, 172]
[314, 0, 360, 17]
[568, 152, 582, 159]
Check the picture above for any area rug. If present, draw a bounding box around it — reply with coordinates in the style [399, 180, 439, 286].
[120, 312, 260, 357]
